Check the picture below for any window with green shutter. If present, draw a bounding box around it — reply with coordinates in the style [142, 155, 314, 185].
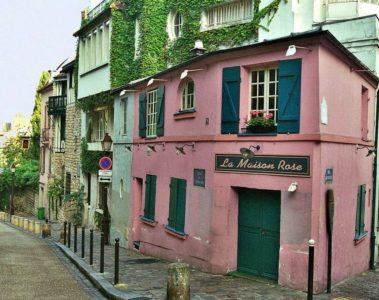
[167, 178, 187, 234]
[355, 184, 368, 241]
[143, 174, 156, 221]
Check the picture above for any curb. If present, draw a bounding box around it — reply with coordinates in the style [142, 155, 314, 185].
[55, 242, 150, 300]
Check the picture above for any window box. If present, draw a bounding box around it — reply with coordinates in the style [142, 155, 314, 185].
[246, 125, 277, 134]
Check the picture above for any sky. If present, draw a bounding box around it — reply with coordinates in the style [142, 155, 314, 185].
[0, 0, 89, 123]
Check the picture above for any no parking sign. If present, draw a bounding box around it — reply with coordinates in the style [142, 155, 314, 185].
[99, 157, 112, 170]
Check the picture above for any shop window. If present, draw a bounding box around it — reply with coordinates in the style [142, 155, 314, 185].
[201, 0, 252, 31]
[143, 175, 157, 221]
[167, 178, 187, 234]
[139, 86, 165, 138]
[167, 11, 183, 40]
[355, 184, 368, 241]
[181, 80, 195, 111]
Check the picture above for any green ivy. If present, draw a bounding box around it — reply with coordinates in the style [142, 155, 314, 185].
[64, 185, 85, 226]
[109, 0, 287, 87]
[76, 90, 113, 112]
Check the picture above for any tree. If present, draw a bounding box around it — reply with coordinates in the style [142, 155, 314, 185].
[30, 71, 50, 159]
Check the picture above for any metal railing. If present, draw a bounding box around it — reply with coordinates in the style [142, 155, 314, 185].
[48, 96, 67, 115]
[87, 0, 110, 21]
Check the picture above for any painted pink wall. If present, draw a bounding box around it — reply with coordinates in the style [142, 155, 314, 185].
[129, 36, 377, 292]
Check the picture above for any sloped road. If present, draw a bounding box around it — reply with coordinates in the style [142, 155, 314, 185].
[0, 222, 101, 300]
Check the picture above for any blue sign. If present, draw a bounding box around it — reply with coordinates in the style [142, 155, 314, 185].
[325, 168, 333, 183]
[99, 157, 112, 170]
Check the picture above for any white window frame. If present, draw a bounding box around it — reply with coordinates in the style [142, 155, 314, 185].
[134, 18, 141, 59]
[201, 0, 253, 31]
[93, 108, 108, 141]
[249, 67, 278, 122]
[167, 11, 183, 40]
[181, 80, 195, 111]
[147, 89, 158, 137]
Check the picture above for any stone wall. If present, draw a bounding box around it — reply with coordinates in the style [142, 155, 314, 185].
[14, 187, 38, 216]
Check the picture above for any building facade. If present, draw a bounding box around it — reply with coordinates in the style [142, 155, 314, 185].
[116, 30, 377, 292]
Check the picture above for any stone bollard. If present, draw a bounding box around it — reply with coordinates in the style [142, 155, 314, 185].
[0, 212, 3, 221]
[19, 217, 24, 228]
[24, 219, 29, 231]
[28, 220, 35, 232]
[167, 263, 190, 300]
[42, 223, 51, 238]
[34, 222, 41, 235]
[14, 216, 19, 227]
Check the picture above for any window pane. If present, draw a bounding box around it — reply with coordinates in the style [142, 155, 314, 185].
[258, 70, 264, 82]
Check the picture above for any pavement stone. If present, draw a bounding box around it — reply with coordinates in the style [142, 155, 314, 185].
[5, 215, 379, 300]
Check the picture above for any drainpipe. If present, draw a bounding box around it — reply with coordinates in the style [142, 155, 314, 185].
[369, 87, 379, 270]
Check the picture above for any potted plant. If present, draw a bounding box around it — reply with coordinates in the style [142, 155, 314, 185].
[245, 110, 276, 133]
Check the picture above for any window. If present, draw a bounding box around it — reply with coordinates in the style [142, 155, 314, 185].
[250, 68, 278, 121]
[93, 108, 108, 141]
[202, 0, 252, 31]
[134, 18, 141, 59]
[121, 99, 128, 135]
[361, 86, 369, 140]
[181, 80, 195, 111]
[355, 184, 368, 240]
[167, 11, 183, 40]
[167, 178, 187, 234]
[54, 115, 66, 152]
[65, 172, 71, 196]
[147, 89, 158, 137]
[79, 20, 111, 74]
[143, 175, 157, 221]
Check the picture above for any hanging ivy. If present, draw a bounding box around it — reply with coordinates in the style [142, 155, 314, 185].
[109, 0, 287, 88]
[80, 138, 113, 174]
[64, 185, 85, 226]
[76, 90, 113, 112]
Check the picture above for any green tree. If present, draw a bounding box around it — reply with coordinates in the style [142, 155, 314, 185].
[30, 71, 50, 159]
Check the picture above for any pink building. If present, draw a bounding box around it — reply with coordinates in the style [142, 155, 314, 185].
[116, 30, 378, 292]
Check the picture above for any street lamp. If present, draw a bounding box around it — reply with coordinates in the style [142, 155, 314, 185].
[9, 163, 16, 217]
[101, 133, 112, 245]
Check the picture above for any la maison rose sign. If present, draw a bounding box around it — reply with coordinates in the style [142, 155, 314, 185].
[215, 154, 310, 177]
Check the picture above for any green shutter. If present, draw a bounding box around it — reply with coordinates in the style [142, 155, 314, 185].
[278, 59, 301, 133]
[176, 179, 187, 233]
[221, 66, 240, 134]
[355, 184, 366, 239]
[144, 175, 156, 221]
[139, 92, 146, 138]
[168, 178, 178, 229]
[156, 86, 165, 137]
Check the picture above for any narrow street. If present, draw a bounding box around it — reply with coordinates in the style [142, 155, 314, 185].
[0, 222, 103, 300]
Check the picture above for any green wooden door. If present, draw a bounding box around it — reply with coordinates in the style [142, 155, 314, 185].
[237, 189, 281, 280]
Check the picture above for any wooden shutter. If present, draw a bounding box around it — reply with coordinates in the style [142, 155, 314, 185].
[221, 66, 240, 134]
[277, 59, 301, 133]
[156, 86, 165, 137]
[139, 92, 146, 137]
[176, 179, 187, 233]
[168, 178, 178, 229]
[144, 175, 156, 220]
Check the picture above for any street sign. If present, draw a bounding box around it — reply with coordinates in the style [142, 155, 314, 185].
[98, 170, 112, 177]
[99, 157, 112, 170]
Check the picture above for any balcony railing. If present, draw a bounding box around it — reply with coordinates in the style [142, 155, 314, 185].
[41, 128, 50, 143]
[87, 0, 110, 21]
[48, 96, 67, 115]
[328, 0, 379, 4]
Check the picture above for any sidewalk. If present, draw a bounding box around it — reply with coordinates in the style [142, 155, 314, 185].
[3, 214, 379, 299]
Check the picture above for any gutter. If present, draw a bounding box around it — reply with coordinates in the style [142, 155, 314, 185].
[370, 87, 379, 270]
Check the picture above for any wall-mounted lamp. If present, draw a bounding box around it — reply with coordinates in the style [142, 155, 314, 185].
[356, 145, 376, 157]
[147, 78, 168, 87]
[176, 142, 195, 155]
[180, 69, 205, 80]
[288, 182, 298, 193]
[190, 40, 206, 56]
[101, 133, 113, 152]
[239, 145, 261, 159]
[286, 45, 312, 56]
[120, 89, 139, 96]
[125, 143, 138, 152]
[146, 142, 165, 155]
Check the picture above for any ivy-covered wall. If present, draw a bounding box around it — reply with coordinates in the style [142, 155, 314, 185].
[110, 0, 287, 88]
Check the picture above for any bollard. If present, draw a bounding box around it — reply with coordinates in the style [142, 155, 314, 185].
[114, 238, 120, 285]
[19, 217, 24, 228]
[307, 239, 315, 300]
[42, 223, 51, 238]
[0, 212, 3, 221]
[14, 216, 19, 227]
[167, 263, 190, 300]
[74, 225, 78, 253]
[81, 227, 85, 258]
[90, 229, 94, 265]
[100, 232, 105, 273]
[68, 223, 71, 248]
[63, 221, 67, 245]
[34, 222, 41, 235]
[28, 220, 35, 232]
[24, 219, 29, 231]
